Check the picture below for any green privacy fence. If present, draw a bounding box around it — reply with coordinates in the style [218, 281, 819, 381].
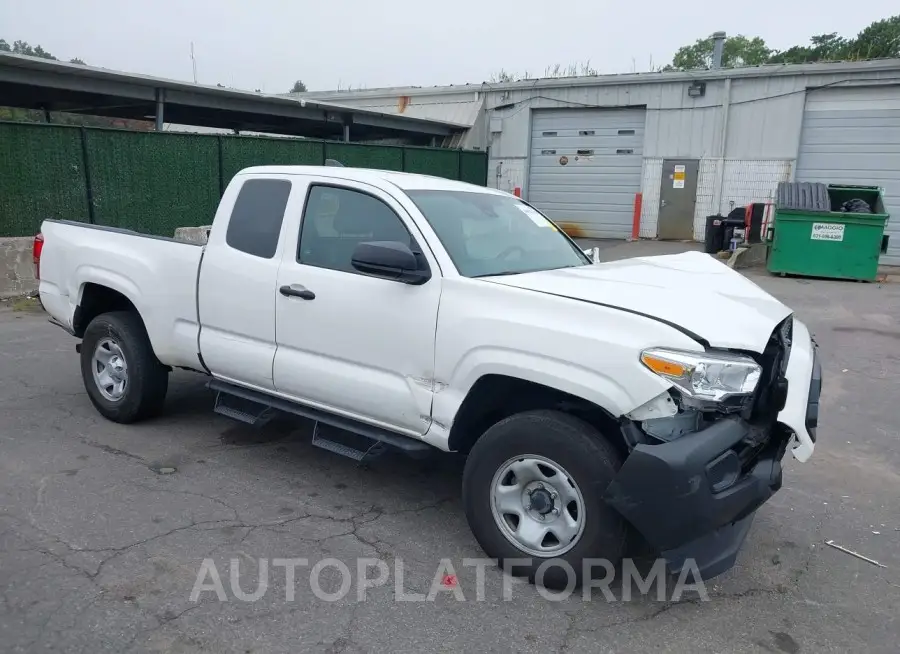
[87, 129, 221, 236]
[220, 137, 326, 186]
[0, 121, 488, 237]
[0, 124, 90, 236]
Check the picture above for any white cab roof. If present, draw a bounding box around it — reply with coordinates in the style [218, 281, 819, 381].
[238, 165, 507, 195]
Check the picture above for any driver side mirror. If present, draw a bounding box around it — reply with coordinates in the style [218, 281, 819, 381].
[351, 241, 431, 285]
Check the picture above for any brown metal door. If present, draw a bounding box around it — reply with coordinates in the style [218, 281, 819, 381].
[657, 159, 699, 240]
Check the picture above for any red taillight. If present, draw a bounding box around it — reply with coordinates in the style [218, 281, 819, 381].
[33, 233, 44, 280]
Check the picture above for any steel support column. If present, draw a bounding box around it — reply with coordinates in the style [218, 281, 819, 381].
[154, 88, 165, 131]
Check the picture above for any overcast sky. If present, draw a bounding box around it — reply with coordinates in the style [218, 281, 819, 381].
[2, 0, 896, 93]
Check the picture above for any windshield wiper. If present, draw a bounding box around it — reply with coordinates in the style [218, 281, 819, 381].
[473, 263, 587, 278]
[472, 271, 527, 278]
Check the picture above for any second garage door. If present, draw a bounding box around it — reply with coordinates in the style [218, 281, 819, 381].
[528, 107, 645, 239]
[795, 86, 900, 265]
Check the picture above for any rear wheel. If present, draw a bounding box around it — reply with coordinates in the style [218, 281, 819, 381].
[80, 311, 168, 423]
[462, 410, 626, 588]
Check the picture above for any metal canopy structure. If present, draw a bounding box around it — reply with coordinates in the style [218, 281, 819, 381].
[0, 53, 464, 142]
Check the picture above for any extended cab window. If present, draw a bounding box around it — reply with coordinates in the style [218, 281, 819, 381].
[299, 185, 413, 274]
[225, 179, 292, 259]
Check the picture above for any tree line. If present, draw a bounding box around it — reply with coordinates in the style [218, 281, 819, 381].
[0, 38, 85, 64]
[668, 15, 900, 70]
[489, 14, 900, 81]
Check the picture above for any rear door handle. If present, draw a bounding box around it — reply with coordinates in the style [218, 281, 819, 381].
[279, 284, 316, 300]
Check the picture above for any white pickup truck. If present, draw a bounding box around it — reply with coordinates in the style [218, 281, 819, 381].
[36, 165, 821, 586]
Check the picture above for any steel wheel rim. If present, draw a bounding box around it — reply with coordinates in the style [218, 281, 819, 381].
[92, 338, 128, 402]
[490, 454, 586, 557]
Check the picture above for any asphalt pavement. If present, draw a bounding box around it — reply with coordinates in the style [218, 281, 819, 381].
[1, 251, 899, 653]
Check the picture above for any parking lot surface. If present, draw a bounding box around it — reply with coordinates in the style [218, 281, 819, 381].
[1, 252, 899, 653]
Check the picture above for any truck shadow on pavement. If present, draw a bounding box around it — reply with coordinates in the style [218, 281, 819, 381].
[155, 371, 467, 494]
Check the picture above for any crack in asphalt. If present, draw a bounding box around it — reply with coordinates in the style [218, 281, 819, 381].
[119, 602, 208, 652]
[10, 484, 457, 594]
[128, 483, 243, 522]
[786, 502, 831, 592]
[562, 585, 790, 646]
[77, 436, 147, 462]
[325, 599, 365, 654]
[557, 608, 583, 654]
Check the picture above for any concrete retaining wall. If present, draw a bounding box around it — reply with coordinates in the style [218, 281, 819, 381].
[0, 237, 36, 299]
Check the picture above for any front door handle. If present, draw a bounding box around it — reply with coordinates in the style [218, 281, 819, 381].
[279, 284, 316, 300]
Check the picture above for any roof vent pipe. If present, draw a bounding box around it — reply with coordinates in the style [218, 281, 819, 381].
[711, 31, 726, 69]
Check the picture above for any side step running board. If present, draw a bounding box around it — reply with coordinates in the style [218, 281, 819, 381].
[311, 423, 389, 461]
[208, 379, 433, 456]
[214, 392, 276, 426]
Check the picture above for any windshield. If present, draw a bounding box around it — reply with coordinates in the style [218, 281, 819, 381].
[406, 190, 590, 278]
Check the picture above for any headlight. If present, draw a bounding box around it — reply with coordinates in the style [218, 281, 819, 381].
[640, 348, 762, 401]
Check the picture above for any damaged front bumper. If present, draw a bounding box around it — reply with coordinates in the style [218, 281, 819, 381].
[604, 323, 821, 579]
[604, 416, 788, 579]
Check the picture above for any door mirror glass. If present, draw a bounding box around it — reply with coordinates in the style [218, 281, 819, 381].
[351, 241, 430, 284]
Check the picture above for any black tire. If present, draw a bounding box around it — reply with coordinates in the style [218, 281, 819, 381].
[462, 410, 626, 589]
[80, 311, 168, 423]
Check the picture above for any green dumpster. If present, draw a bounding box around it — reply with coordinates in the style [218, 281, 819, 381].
[767, 184, 890, 281]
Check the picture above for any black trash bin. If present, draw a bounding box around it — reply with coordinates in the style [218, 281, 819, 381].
[704, 211, 748, 253]
[704, 215, 725, 253]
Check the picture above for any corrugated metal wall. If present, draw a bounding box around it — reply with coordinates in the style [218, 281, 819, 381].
[486, 76, 814, 164]
[293, 89, 484, 126]
[795, 85, 900, 265]
[487, 70, 900, 161]
[291, 89, 486, 150]
[480, 65, 900, 240]
[725, 76, 808, 159]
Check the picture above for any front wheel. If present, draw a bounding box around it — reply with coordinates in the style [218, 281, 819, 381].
[80, 311, 169, 423]
[462, 410, 626, 588]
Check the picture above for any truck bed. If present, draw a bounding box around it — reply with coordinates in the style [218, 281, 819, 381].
[39, 220, 205, 371]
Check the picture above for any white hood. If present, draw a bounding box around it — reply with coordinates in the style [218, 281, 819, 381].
[486, 251, 791, 353]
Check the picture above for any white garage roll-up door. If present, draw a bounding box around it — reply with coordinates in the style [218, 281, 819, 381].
[795, 86, 900, 265]
[528, 107, 645, 239]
